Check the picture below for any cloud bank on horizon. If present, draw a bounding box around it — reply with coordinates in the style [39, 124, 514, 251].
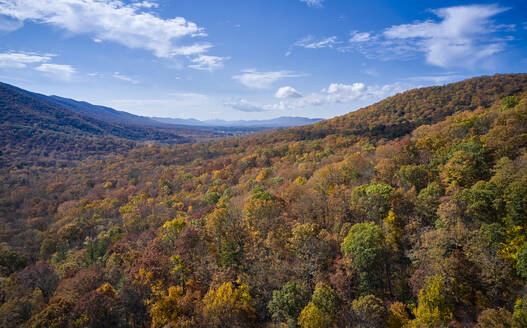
[0, 0, 524, 120]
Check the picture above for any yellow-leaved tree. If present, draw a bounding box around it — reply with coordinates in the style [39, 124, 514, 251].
[410, 275, 453, 328]
[202, 281, 255, 328]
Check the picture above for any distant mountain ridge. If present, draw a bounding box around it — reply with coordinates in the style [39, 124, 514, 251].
[36, 93, 323, 129]
[151, 116, 323, 127]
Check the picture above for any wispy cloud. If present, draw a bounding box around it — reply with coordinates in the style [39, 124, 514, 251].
[362, 68, 380, 77]
[172, 44, 214, 56]
[295, 36, 339, 49]
[299, 0, 324, 7]
[131, 1, 158, 9]
[343, 4, 511, 68]
[35, 63, 75, 79]
[0, 0, 214, 61]
[167, 92, 209, 102]
[286, 36, 339, 55]
[0, 52, 51, 68]
[87, 72, 104, 78]
[112, 72, 139, 84]
[233, 69, 307, 89]
[189, 55, 230, 71]
[405, 74, 465, 83]
[350, 31, 372, 43]
[0, 51, 75, 79]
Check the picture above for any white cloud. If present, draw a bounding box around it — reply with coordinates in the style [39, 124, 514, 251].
[296, 82, 408, 107]
[350, 31, 372, 42]
[225, 80, 413, 114]
[233, 69, 306, 89]
[344, 4, 511, 68]
[275, 86, 302, 99]
[300, 0, 324, 7]
[0, 0, 208, 58]
[173, 43, 213, 56]
[286, 36, 339, 56]
[0, 51, 76, 79]
[35, 63, 75, 79]
[132, 1, 158, 9]
[237, 82, 411, 113]
[0, 52, 51, 68]
[189, 55, 229, 71]
[326, 83, 365, 94]
[383, 5, 508, 67]
[112, 72, 139, 84]
[296, 36, 338, 49]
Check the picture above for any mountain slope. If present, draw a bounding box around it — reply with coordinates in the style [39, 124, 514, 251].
[275, 73, 527, 141]
[45, 95, 165, 127]
[0, 82, 192, 167]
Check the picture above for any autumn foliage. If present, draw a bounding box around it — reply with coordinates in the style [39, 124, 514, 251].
[1, 74, 527, 327]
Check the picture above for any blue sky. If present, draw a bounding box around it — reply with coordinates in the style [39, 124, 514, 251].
[0, 0, 526, 120]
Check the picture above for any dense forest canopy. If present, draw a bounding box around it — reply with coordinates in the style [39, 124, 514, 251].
[2, 74, 527, 327]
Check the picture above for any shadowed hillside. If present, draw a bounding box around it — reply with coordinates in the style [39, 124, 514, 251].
[0, 82, 216, 167]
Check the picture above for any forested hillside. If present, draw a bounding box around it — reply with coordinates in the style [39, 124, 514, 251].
[0, 82, 227, 168]
[275, 74, 527, 142]
[2, 74, 527, 327]
[43, 95, 167, 127]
